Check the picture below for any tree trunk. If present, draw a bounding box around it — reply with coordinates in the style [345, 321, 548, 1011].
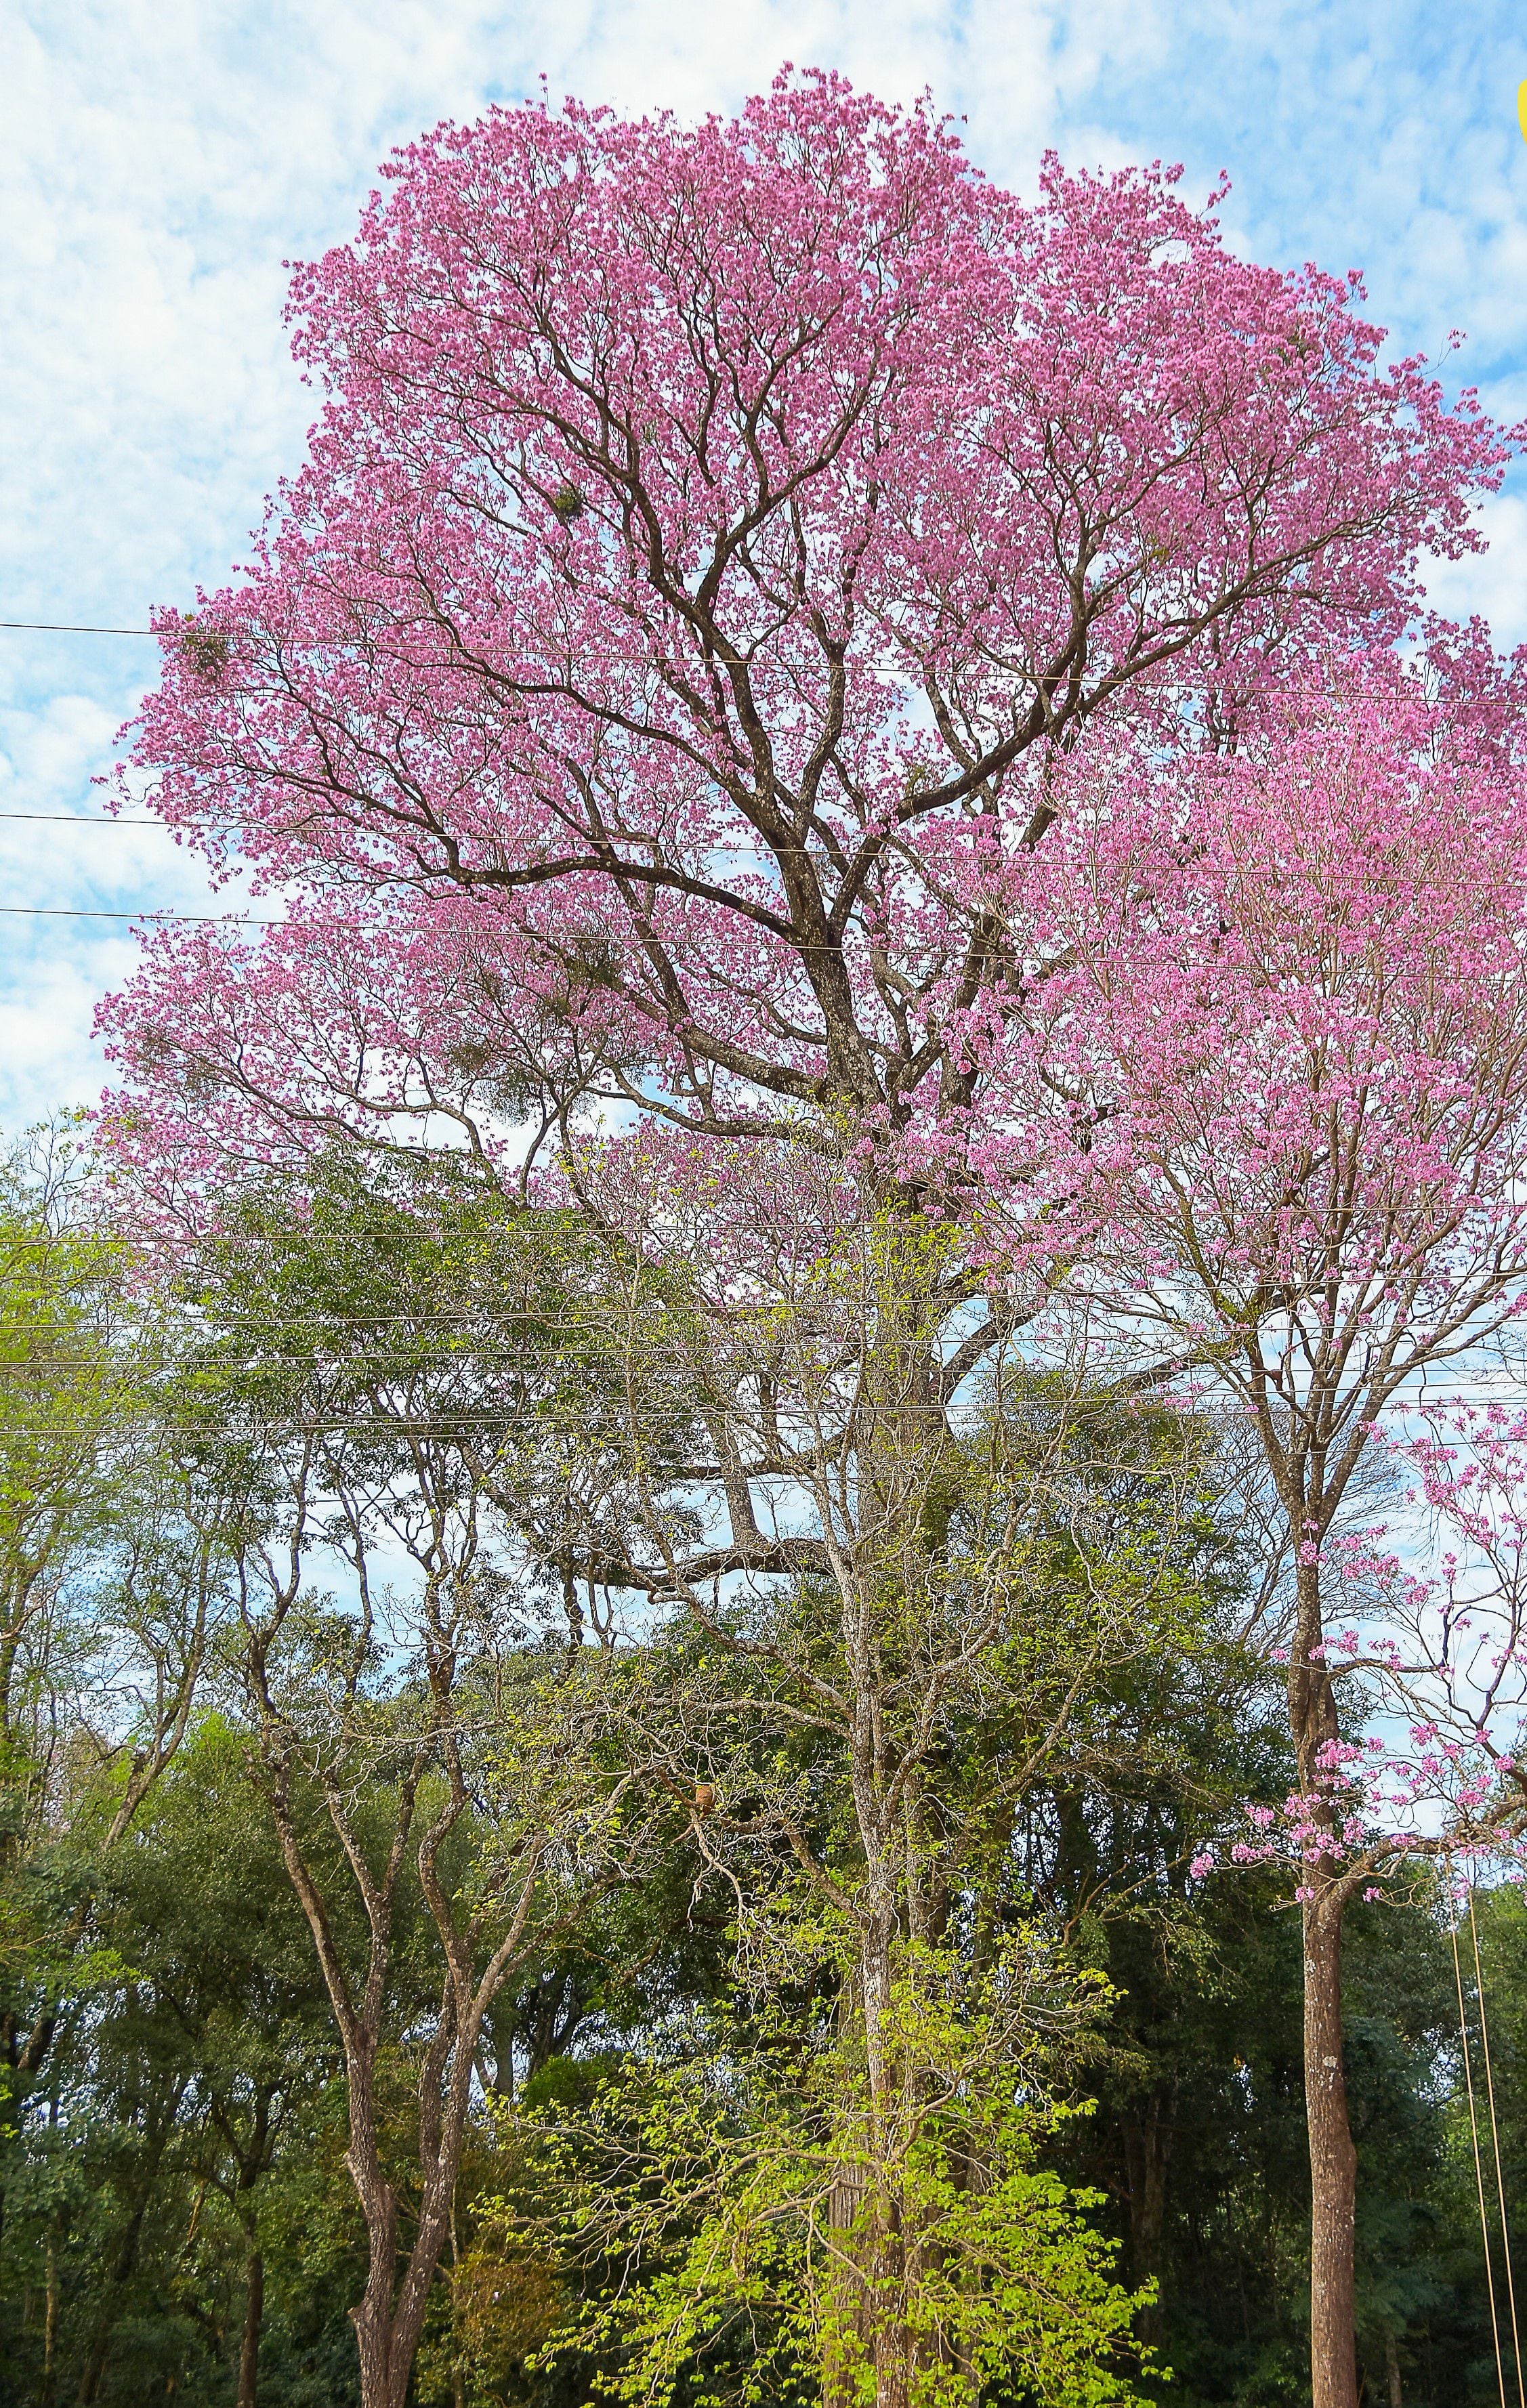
[871, 2275, 913, 2408]
[1384, 2326, 1404, 2407]
[352, 2308, 403, 2408]
[236, 2247, 264, 2408]
[822, 1972, 871, 2408]
[1288, 1551, 1360, 2408]
[1305, 1886, 1358, 2408]
[821, 2166, 869, 2408]
[862, 1895, 911, 2408]
[1125, 2083, 1174, 2349]
[347, 2131, 463, 2407]
[41, 2230, 58, 2408]
[350, 2193, 412, 2408]
[77, 2187, 150, 2404]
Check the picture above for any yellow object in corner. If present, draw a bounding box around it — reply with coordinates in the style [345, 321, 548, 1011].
[1520, 80, 1527, 141]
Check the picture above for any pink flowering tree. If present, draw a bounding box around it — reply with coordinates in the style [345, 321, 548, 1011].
[94, 72, 1518, 2408]
[102, 77, 1504, 1206]
[967, 681, 1527, 2408]
[1298, 1406, 1527, 1885]
[1204, 1403, 1527, 1914]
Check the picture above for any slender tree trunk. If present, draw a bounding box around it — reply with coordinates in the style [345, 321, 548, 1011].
[345, 2051, 482, 2407]
[1125, 2084, 1174, 2349]
[823, 1960, 871, 2408]
[1385, 2326, 1404, 2408]
[1288, 1551, 1360, 2408]
[349, 2151, 408, 2408]
[236, 2246, 264, 2408]
[41, 2230, 58, 2408]
[854, 1259, 960, 2408]
[1304, 1881, 1358, 2408]
[352, 2309, 402, 2408]
[862, 1882, 911, 2408]
[871, 2235, 913, 2408]
[77, 2187, 150, 2403]
[352, 2254, 453, 2408]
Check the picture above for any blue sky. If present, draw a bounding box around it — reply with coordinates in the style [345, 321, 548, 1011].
[4, 0, 1527, 1130]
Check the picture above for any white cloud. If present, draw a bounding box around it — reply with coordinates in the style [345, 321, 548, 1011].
[1425, 490, 1527, 652]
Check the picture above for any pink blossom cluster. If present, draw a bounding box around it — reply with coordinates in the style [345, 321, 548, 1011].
[923, 686, 1527, 1331]
[90, 75, 1515, 1225]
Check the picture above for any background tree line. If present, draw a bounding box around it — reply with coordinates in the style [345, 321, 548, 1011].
[1, 1122, 1521, 2408]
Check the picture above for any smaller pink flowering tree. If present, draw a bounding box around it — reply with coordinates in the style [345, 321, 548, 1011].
[1367, 1404, 1527, 1851]
[1185, 1404, 1527, 2384]
[959, 673, 1527, 2408]
[1200, 1401, 1527, 1898]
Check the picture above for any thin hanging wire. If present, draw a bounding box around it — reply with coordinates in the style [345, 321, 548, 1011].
[1469, 1883, 1527, 2408]
[1452, 1866, 1511, 2408]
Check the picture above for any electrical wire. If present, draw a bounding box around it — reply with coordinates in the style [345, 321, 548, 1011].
[6, 1332, 1527, 1384]
[0, 814, 202, 826]
[0, 906, 280, 925]
[1452, 1873, 1511, 2408]
[0, 892, 1083, 950]
[1469, 1884, 1527, 2408]
[0, 620, 154, 635]
[5, 1325, 1523, 1403]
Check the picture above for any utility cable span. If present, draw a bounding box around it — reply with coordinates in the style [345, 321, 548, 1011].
[1451, 1874, 1510, 2408]
[1469, 1884, 1527, 2408]
[0, 906, 280, 925]
[0, 620, 154, 635]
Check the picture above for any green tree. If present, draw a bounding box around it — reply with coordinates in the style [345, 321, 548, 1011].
[0, 1122, 218, 2279]
[169, 1161, 677, 2408]
[0, 1712, 349, 2405]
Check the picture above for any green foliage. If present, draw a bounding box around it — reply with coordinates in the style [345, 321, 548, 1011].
[515, 1935, 1144, 2408]
[168, 1149, 699, 1632]
[3, 1139, 1525, 2408]
[0, 1716, 356, 2405]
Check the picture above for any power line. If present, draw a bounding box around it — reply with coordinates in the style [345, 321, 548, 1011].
[0, 898, 958, 952]
[0, 620, 154, 635]
[0, 906, 280, 925]
[0, 814, 266, 830]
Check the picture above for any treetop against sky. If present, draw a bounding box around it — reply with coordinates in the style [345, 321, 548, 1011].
[4, 0, 1527, 1127]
